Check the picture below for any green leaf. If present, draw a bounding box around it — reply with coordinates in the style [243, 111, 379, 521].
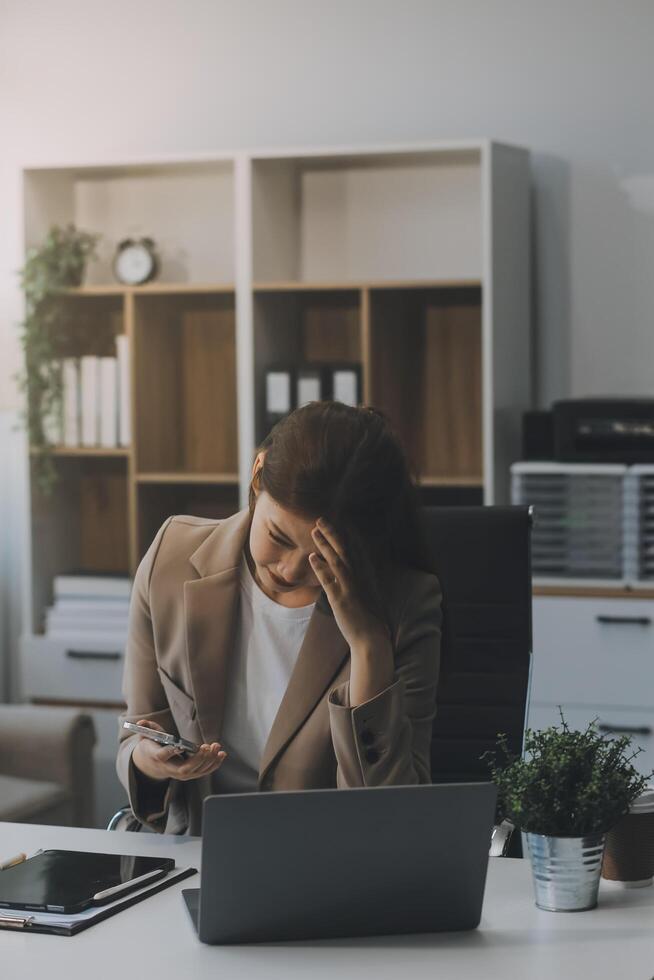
[484, 709, 651, 835]
[16, 224, 100, 494]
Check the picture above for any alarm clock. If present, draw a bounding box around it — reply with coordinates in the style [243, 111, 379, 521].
[113, 237, 158, 285]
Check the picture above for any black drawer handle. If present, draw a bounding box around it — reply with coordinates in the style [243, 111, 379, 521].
[66, 649, 122, 661]
[596, 615, 652, 626]
[598, 723, 652, 736]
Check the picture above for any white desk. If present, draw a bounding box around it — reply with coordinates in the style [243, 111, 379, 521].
[1, 822, 653, 980]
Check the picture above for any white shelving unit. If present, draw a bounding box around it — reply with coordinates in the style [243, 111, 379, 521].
[19, 140, 531, 827]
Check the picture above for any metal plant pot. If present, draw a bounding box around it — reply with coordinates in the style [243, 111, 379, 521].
[525, 832, 606, 911]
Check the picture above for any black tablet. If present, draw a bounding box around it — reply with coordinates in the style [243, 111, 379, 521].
[0, 849, 175, 914]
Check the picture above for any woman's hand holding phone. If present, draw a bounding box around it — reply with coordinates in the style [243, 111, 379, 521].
[131, 719, 227, 782]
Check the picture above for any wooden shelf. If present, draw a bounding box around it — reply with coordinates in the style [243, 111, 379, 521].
[31, 446, 130, 458]
[417, 475, 484, 487]
[136, 472, 239, 485]
[61, 282, 235, 297]
[253, 279, 481, 292]
[533, 585, 654, 600]
[59, 284, 128, 297]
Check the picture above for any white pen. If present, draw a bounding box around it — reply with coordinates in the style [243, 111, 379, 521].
[0, 853, 27, 871]
[93, 868, 166, 902]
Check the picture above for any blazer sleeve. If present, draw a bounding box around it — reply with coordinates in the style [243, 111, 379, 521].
[327, 572, 442, 788]
[116, 516, 179, 833]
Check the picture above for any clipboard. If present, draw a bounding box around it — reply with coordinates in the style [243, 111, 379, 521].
[0, 865, 197, 936]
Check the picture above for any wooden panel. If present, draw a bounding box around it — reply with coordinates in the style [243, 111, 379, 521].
[30, 461, 82, 632]
[56, 295, 124, 357]
[136, 472, 238, 484]
[254, 290, 360, 365]
[302, 293, 360, 362]
[34, 447, 129, 457]
[134, 295, 237, 474]
[133, 297, 183, 472]
[181, 305, 237, 472]
[30, 457, 129, 630]
[368, 287, 482, 481]
[79, 466, 129, 572]
[422, 302, 482, 478]
[368, 290, 423, 472]
[137, 483, 239, 559]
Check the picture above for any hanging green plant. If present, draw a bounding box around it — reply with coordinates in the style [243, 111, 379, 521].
[16, 224, 100, 494]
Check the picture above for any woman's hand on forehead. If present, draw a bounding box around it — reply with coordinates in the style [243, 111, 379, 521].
[309, 518, 387, 648]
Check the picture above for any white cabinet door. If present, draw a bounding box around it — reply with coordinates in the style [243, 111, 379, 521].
[20, 635, 125, 702]
[531, 597, 654, 709]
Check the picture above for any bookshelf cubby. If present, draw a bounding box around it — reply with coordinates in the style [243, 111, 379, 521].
[29, 454, 130, 634]
[253, 286, 362, 444]
[136, 482, 240, 561]
[19, 140, 531, 826]
[368, 285, 483, 485]
[55, 291, 124, 357]
[132, 290, 237, 475]
[251, 149, 483, 283]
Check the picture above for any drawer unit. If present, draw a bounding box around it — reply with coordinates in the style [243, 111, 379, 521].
[527, 703, 654, 778]
[20, 634, 125, 703]
[531, 596, 654, 709]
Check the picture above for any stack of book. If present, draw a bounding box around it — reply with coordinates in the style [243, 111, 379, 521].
[44, 573, 132, 644]
[44, 335, 131, 448]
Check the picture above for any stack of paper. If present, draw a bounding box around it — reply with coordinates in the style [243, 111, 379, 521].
[44, 574, 132, 643]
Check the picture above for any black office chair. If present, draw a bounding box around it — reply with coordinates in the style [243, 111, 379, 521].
[423, 505, 533, 855]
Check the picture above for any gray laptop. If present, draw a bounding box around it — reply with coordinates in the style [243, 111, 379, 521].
[183, 782, 497, 944]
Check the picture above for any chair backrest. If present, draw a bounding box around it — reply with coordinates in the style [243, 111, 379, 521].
[422, 506, 532, 783]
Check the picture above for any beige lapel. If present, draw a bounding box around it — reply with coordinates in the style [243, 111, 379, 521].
[184, 509, 251, 745]
[258, 602, 350, 785]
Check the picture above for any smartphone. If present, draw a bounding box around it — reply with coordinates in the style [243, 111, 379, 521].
[122, 721, 199, 755]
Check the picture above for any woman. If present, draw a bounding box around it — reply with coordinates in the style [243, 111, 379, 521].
[117, 402, 442, 835]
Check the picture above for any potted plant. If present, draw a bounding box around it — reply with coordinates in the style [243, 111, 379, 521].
[17, 224, 100, 492]
[486, 712, 649, 911]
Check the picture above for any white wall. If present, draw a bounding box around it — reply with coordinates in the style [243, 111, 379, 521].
[1, 0, 654, 411]
[1, 0, 653, 680]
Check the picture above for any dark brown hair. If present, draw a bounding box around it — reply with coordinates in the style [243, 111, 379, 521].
[249, 401, 434, 621]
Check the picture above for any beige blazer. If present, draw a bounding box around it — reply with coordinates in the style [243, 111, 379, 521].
[117, 509, 442, 835]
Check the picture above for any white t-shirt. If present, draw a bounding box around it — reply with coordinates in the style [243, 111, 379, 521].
[211, 552, 315, 794]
